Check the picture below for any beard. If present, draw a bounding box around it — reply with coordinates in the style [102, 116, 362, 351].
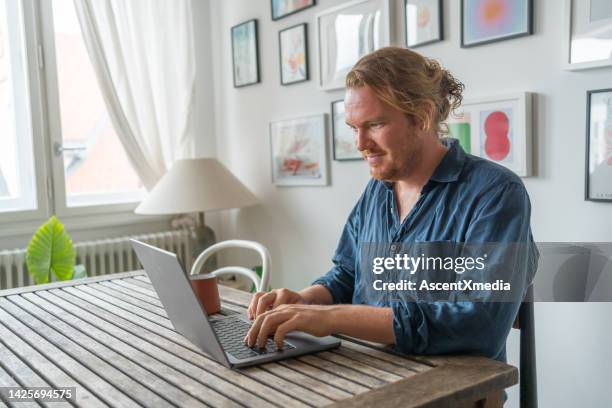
[367, 138, 424, 182]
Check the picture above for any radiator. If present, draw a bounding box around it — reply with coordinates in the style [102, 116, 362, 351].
[0, 230, 192, 290]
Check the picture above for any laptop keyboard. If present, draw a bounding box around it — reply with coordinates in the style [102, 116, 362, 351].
[211, 317, 295, 360]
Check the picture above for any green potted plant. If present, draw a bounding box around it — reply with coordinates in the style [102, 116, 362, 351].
[26, 215, 87, 284]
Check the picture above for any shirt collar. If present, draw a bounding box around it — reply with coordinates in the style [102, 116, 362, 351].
[429, 137, 466, 183]
[382, 138, 466, 191]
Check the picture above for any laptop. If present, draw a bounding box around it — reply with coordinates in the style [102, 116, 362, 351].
[130, 239, 340, 368]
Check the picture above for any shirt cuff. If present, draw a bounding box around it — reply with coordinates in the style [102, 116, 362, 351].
[391, 301, 421, 354]
[311, 278, 342, 304]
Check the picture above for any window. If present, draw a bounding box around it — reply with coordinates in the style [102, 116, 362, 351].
[49, 0, 143, 208]
[0, 0, 36, 214]
[0, 0, 144, 220]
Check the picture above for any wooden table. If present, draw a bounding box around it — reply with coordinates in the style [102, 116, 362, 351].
[0, 271, 517, 407]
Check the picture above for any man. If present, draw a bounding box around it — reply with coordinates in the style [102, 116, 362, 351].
[245, 47, 537, 363]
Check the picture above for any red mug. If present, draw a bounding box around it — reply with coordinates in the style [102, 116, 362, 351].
[190, 274, 221, 315]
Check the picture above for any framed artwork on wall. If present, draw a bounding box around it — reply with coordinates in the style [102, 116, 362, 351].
[564, 0, 612, 71]
[231, 19, 260, 88]
[279, 23, 309, 85]
[585, 89, 612, 202]
[272, 0, 316, 21]
[461, 0, 533, 48]
[446, 92, 533, 177]
[270, 114, 329, 186]
[331, 100, 362, 161]
[316, 0, 391, 91]
[405, 0, 443, 48]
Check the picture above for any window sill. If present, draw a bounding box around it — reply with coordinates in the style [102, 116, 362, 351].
[0, 211, 172, 241]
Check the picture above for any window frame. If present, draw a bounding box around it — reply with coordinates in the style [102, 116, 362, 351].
[0, 0, 50, 225]
[39, 0, 144, 218]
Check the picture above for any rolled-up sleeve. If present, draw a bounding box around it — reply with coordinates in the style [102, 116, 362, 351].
[391, 182, 539, 359]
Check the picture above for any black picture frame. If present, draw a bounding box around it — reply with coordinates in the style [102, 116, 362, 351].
[404, 0, 443, 48]
[585, 88, 612, 202]
[271, 0, 316, 21]
[278, 23, 309, 86]
[331, 99, 362, 161]
[460, 0, 533, 48]
[231, 19, 260, 88]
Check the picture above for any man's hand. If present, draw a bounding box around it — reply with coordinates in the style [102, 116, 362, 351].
[245, 303, 396, 348]
[245, 304, 336, 349]
[247, 288, 306, 320]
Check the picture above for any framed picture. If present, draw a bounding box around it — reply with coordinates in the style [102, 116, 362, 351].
[585, 89, 612, 201]
[446, 92, 533, 177]
[270, 114, 329, 186]
[231, 19, 260, 88]
[272, 0, 316, 21]
[405, 0, 443, 48]
[279, 23, 309, 85]
[461, 0, 533, 48]
[331, 100, 362, 161]
[316, 0, 391, 91]
[564, 0, 612, 71]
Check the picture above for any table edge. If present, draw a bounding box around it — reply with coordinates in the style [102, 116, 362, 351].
[0, 270, 146, 297]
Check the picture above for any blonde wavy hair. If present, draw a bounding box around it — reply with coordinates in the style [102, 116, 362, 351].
[345, 47, 464, 135]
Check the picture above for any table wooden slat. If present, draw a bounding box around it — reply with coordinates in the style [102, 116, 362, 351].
[117, 277, 157, 292]
[0, 361, 43, 408]
[0, 271, 518, 408]
[98, 280, 164, 307]
[66, 284, 368, 405]
[338, 340, 432, 373]
[297, 355, 387, 389]
[260, 362, 353, 401]
[84, 280, 420, 398]
[315, 351, 403, 383]
[330, 347, 417, 378]
[132, 275, 152, 285]
[30, 291, 271, 408]
[0, 311, 109, 407]
[7, 294, 212, 408]
[277, 358, 370, 395]
[104, 278, 160, 300]
[0, 338, 52, 392]
[85, 282, 168, 317]
[241, 366, 332, 407]
[34, 289, 304, 408]
[74, 285, 174, 329]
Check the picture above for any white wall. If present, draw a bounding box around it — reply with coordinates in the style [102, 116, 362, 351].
[205, 0, 612, 406]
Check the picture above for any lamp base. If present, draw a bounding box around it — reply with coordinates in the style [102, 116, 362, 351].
[190, 224, 217, 273]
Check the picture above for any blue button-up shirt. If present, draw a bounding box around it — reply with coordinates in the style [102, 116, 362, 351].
[313, 138, 538, 362]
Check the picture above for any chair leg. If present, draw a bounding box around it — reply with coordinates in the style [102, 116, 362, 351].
[519, 300, 537, 408]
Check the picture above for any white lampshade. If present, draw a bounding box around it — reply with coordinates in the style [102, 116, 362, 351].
[134, 158, 258, 214]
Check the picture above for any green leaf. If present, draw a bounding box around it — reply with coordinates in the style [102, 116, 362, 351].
[26, 216, 76, 284]
[72, 264, 87, 280]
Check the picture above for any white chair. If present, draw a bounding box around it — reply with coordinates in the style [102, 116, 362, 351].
[190, 240, 270, 292]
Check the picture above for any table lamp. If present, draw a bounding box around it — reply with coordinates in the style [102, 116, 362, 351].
[134, 158, 259, 270]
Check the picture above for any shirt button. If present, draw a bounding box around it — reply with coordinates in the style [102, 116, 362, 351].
[390, 244, 397, 251]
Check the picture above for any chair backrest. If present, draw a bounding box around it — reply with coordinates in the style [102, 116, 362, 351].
[190, 240, 271, 292]
[513, 286, 537, 408]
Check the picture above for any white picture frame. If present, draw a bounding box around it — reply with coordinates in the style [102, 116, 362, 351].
[585, 88, 612, 201]
[316, 0, 391, 91]
[564, 0, 612, 71]
[331, 99, 362, 161]
[270, 114, 329, 186]
[446, 93, 533, 177]
[405, 0, 443, 48]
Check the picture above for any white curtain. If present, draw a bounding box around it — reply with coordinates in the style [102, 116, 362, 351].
[73, 0, 196, 190]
